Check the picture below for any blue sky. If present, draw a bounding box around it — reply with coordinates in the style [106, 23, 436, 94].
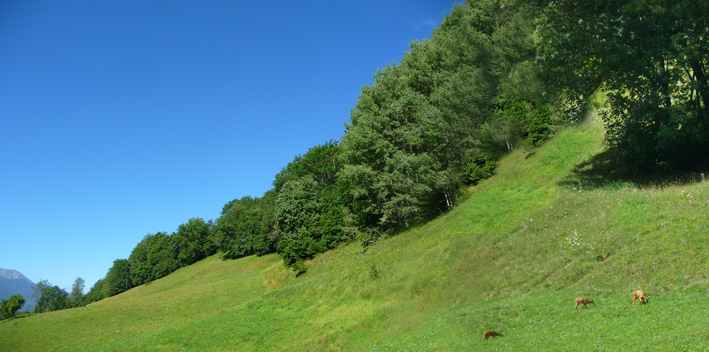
[0, 1, 458, 293]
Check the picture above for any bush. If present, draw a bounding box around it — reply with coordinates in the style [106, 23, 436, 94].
[463, 151, 497, 185]
[527, 104, 552, 146]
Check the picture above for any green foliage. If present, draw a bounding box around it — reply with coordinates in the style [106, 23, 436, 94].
[69, 277, 84, 308]
[275, 177, 323, 267]
[317, 204, 346, 250]
[31, 280, 68, 313]
[537, 0, 709, 171]
[479, 99, 554, 154]
[83, 278, 106, 304]
[274, 179, 350, 268]
[105, 259, 133, 296]
[463, 150, 496, 185]
[213, 195, 277, 259]
[30, 279, 49, 313]
[527, 103, 552, 146]
[340, 0, 545, 230]
[340, 62, 444, 230]
[173, 217, 215, 267]
[82, 0, 556, 280]
[9, 119, 709, 351]
[105, 230, 185, 298]
[273, 140, 340, 192]
[0, 294, 25, 319]
[147, 232, 179, 280]
[128, 234, 153, 286]
[253, 190, 279, 254]
[290, 260, 308, 276]
[269, 142, 353, 269]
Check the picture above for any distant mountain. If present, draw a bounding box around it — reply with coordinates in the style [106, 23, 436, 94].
[0, 268, 36, 312]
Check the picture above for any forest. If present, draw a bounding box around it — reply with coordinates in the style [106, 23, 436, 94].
[16, 0, 709, 316]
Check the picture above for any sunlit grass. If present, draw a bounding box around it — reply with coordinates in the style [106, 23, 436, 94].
[372, 288, 709, 351]
[4, 114, 709, 350]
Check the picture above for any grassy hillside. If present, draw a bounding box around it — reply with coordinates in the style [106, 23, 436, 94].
[4, 114, 709, 351]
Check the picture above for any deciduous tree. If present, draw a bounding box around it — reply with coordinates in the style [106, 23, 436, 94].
[213, 195, 276, 259]
[105, 259, 132, 296]
[84, 278, 106, 304]
[275, 176, 322, 268]
[128, 234, 153, 286]
[32, 280, 68, 313]
[69, 277, 85, 307]
[173, 218, 215, 267]
[147, 232, 178, 280]
[0, 294, 25, 319]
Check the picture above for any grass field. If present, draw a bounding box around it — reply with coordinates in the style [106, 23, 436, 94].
[3, 113, 709, 351]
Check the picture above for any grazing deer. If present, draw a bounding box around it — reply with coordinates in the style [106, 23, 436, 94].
[483, 330, 503, 341]
[574, 297, 595, 310]
[631, 290, 649, 307]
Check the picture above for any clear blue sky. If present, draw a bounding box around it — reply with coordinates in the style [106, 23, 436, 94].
[0, 1, 458, 293]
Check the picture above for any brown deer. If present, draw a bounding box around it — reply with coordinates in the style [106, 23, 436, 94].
[631, 290, 649, 307]
[482, 330, 503, 341]
[574, 297, 595, 310]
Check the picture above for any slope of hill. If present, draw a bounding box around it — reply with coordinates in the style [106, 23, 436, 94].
[0, 269, 36, 312]
[3, 115, 709, 351]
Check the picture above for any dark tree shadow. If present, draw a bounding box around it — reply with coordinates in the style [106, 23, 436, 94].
[559, 148, 709, 189]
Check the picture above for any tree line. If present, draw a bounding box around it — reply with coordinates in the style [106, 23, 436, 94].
[59, 0, 553, 302]
[0, 277, 86, 319]
[20, 0, 707, 314]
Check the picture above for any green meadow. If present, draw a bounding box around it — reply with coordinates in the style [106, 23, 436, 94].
[4, 114, 709, 351]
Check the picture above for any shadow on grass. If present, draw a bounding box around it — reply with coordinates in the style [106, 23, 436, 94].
[559, 148, 709, 189]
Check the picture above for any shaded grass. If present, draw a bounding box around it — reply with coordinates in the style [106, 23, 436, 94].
[4, 113, 709, 351]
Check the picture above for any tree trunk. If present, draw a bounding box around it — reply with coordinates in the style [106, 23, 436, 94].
[691, 61, 709, 113]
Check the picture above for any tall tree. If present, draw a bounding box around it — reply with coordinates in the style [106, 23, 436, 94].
[31, 279, 51, 313]
[69, 277, 85, 307]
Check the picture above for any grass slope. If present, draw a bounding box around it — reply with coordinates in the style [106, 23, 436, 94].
[4, 114, 709, 351]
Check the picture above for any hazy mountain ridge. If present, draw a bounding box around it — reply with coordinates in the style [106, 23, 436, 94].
[0, 268, 31, 281]
[0, 268, 36, 311]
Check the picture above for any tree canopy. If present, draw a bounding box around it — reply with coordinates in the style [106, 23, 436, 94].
[340, 0, 546, 230]
[537, 0, 709, 171]
[32, 279, 68, 313]
[69, 277, 85, 307]
[0, 294, 25, 319]
[173, 218, 216, 267]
